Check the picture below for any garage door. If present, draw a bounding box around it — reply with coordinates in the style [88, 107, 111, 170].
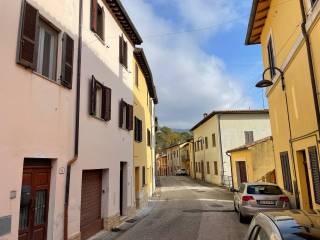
[80, 170, 103, 240]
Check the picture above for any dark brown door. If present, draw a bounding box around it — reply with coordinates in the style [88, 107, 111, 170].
[238, 162, 248, 183]
[19, 167, 51, 240]
[80, 170, 103, 240]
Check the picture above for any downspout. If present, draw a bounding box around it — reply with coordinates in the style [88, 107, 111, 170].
[226, 152, 234, 189]
[299, 0, 320, 130]
[192, 139, 196, 179]
[64, 0, 83, 239]
[218, 114, 225, 186]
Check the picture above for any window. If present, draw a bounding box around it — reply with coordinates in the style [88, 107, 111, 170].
[119, 100, 133, 130]
[308, 146, 320, 204]
[119, 36, 128, 68]
[90, 0, 104, 40]
[214, 161, 218, 175]
[142, 166, 146, 186]
[247, 185, 282, 195]
[212, 134, 216, 147]
[200, 140, 203, 150]
[135, 63, 139, 87]
[36, 19, 58, 80]
[147, 129, 151, 147]
[280, 152, 293, 192]
[205, 137, 208, 149]
[206, 162, 210, 174]
[134, 117, 143, 142]
[89, 76, 112, 121]
[17, 2, 74, 88]
[267, 37, 276, 78]
[245, 131, 254, 144]
[239, 184, 245, 193]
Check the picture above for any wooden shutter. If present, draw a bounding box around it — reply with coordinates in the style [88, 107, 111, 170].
[61, 33, 74, 89]
[119, 37, 123, 64]
[17, 1, 39, 69]
[147, 130, 151, 146]
[126, 104, 133, 130]
[91, 0, 98, 32]
[90, 76, 97, 116]
[308, 146, 320, 204]
[134, 117, 138, 141]
[119, 100, 124, 128]
[280, 152, 293, 192]
[101, 86, 111, 121]
[123, 40, 128, 68]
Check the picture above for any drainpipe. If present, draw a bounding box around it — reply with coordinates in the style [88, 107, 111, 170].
[226, 152, 234, 189]
[192, 139, 196, 178]
[299, 0, 320, 130]
[64, 0, 83, 239]
[218, 115, 225, 186]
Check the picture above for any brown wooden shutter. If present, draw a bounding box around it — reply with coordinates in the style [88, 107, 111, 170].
[61, 33, 74, 89]
[127, 104, 133, 130]
[123, 40, 128, 68]
[119, 36, 123, 64]
[280, 152, 293, 192]
[91, 0, 98, 32]
[90, 76, 97, 116]
[308, 146, 320, 204]
[119, 100, 124, 128]
[17, 1, 39, 69]
[101, 86, 111, 121]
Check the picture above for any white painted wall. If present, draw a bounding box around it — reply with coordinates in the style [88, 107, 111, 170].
[0, 0, 79, 239]
[68, 0, 135, 237]
[220, 113, 271, 186]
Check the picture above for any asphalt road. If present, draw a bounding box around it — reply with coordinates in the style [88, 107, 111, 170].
[116, 176, 249, 240]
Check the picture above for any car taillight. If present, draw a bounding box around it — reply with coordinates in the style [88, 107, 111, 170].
[279, 196, 289, 202]
[242, 196, 254, 201]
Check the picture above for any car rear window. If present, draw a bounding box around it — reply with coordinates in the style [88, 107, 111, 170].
[247, 185, 283, 195]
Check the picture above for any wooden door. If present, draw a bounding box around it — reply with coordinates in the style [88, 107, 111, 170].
[80, 170, 103, 240]
[19, 168, 51, 240]
[238, 162, 247, 183]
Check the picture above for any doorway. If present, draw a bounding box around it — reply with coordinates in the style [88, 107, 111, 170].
[236, 161, 247, 185]
[120, 162, 127, 216]
[135, 167, 140, 209]
[18, 159, 51, 240]
[297, 150, 313, 210]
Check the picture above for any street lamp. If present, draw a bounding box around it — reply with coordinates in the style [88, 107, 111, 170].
[255, 66, 300, 209]
[255, 67, 285, 90]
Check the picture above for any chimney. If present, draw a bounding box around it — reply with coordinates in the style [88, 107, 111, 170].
[203, 113, 208, 118]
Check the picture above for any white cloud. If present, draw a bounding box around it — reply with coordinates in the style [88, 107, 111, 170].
[122, 0, 253, 129]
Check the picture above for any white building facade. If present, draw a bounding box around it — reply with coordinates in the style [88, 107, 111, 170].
[191, 110, 271, 187]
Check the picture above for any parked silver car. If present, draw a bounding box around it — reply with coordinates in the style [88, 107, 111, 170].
[245, 210, 320, 240]
[233, 182, 290, 223]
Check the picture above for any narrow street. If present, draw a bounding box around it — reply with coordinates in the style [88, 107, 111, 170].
[117, 176, 248, 240]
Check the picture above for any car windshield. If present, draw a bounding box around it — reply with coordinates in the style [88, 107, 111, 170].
[247, 185, 283, 195]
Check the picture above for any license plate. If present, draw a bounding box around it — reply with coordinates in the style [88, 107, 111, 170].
[259, 200, 275, 205]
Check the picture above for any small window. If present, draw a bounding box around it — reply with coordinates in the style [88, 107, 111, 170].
[89, 76, 112, 121]
[119, 36, 128, 68]
[119, 100, 133, 130]
[135, 63, 139, 87]
[212, 134, 216, 147]
[206, 162, 210, 174]
[36, 19, 58, 80]
[205, 137, 208, 149]
[214, 161, 218, 175]
[90, 0, 104, 40]
[267, 37, 276, 78]
[134, 117, 143, 142]
[245, 131, 254, 144]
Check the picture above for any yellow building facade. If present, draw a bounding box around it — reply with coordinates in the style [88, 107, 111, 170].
[246, 0, 320, 210]
[133, 48, 158, 209]
[227, 137, 276, 189]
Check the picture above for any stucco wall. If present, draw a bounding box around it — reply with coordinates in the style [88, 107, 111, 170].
[0, 0, 79, 239]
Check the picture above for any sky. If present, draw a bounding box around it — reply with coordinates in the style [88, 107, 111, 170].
[122, 0, 266, 129]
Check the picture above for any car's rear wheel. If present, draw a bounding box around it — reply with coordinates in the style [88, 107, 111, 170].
[239, 210, 247, 223]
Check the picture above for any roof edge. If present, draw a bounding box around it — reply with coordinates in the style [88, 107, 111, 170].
[227, 136, 273, 153]
[245, 0, 260, 45]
